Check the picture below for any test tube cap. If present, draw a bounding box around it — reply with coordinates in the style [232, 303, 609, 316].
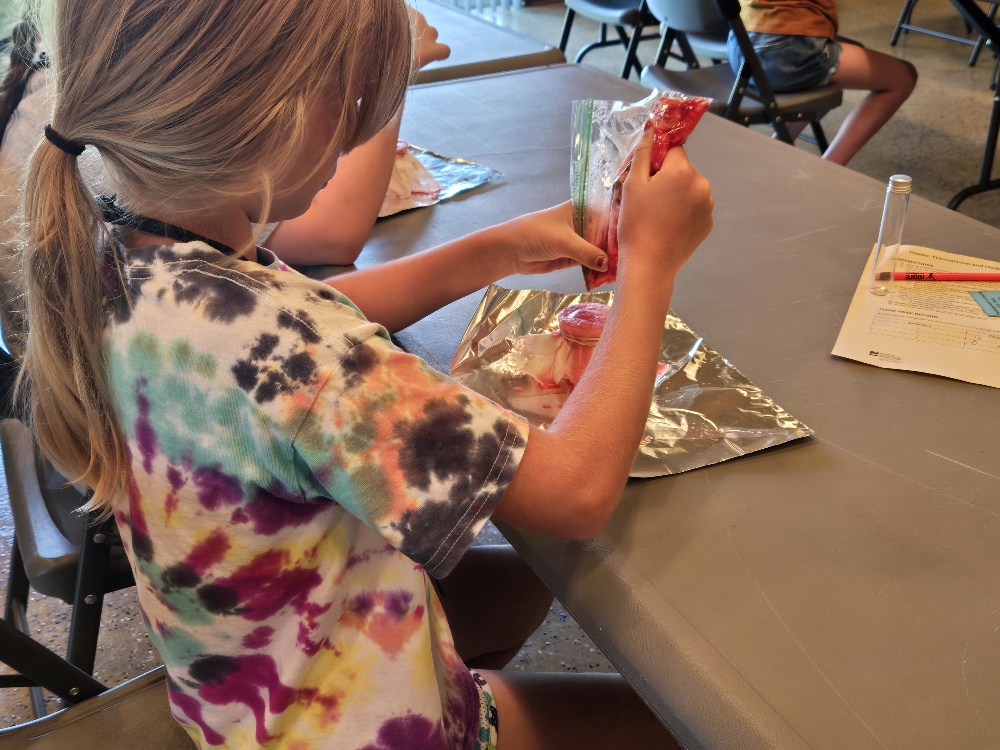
[889, 174, 912, 193]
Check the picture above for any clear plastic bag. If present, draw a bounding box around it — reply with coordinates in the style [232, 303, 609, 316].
[571, 90, 711, 289]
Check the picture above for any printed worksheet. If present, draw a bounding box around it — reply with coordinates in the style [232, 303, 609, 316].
[832, 245, 1000, 388]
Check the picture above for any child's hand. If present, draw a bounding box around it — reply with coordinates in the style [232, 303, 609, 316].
[616, 129, 713, 283]
[498, 202, 609, 277]
[410, 9, 450, 71]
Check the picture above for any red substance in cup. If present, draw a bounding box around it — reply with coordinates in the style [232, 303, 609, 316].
[557, 302, 610, 344]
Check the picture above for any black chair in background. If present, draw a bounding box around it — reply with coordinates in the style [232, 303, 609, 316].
[558, 0, 662, 79]
[639, 0, 842, 152]
[653, 1, 729, 71]
[891, 0, 998, 67]
[947, 0, 1000, 209]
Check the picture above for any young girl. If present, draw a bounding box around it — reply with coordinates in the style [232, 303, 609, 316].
[729, 0, 918, 166]
[19, 1, 713, 748]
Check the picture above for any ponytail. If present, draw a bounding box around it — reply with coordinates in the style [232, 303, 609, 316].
[18, 137, 129, 514]
[17, 0, 412, 514]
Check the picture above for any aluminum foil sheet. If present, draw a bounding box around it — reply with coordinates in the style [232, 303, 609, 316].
[451, 285, 813, 478]
[414, 145, 501, 202]
[379, 145, 503, 217]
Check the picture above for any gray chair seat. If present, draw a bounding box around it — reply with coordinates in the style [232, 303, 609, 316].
[1, 417, 135, 703]
[641, 62, 843, 123]
[559, 0, 660, 79]
[2, 420, 133, 601]
[566, 0, 647, 26]
[0, 667, 196, 749]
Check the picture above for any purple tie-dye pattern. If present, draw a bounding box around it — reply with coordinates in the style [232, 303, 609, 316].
[167, 465, 187, 489]
[382, 591, 412, 619]
[187, 529, 230, 574]
[244, 488, 330, 535]
[192, 465, 243, 510]
[202, 549, 326, 622]
[296, 621, 332, 656]
[359, 714, 449, 750]
[193, 654, 296, 745]
[242, 626, 275, 650]
[134, 378, 159, 474]
[168, 684, 227, 746]
[164, 465, 189, 520]
[296, 599, 335, 657]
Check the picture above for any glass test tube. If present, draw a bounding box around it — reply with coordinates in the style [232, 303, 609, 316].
[870, 174, 912, 296]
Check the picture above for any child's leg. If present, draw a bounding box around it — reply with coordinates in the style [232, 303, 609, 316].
[437, 544, 553, 669]
[824, 43, 918, 165]
[481, 670, 683, 749]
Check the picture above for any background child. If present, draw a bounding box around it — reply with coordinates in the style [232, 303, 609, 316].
[18, 1, 712, 748]
[729, 0, 918, 165]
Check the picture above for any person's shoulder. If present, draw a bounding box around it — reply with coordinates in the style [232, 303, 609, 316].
[119, 241, 378, 344]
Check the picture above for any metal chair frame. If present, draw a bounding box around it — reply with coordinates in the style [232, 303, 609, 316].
[0, 357, 134, 718]
[558, 0, 662, 79]
[946, 0, 1000, 209]
[891, 0, 998, 67]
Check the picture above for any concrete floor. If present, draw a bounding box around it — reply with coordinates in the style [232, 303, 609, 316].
[1, 0, 999, 728]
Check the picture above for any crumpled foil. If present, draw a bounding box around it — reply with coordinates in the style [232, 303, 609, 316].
[451, 285, 813, 478]
[380, 145, 502, 217]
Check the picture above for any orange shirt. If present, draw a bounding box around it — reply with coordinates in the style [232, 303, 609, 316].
[739, 0, 838, 39]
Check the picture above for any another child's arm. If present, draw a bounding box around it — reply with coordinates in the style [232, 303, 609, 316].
[262, 116, 402, 265]
[262, 8, 450, 265]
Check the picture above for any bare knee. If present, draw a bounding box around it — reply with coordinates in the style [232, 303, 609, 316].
[899, 59, 918, 97]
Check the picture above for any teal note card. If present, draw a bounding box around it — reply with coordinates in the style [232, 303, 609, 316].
[970, 290, 1000, 316]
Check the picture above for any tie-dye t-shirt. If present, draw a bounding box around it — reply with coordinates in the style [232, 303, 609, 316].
[103, 241, 528, 749]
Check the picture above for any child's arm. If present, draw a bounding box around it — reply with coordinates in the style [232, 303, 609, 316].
[333, 138, 712, 543]
[262, 8, 450, 265]
[493, 143, 714, 539]
[262, 114, 402, 265]
[325, 201, 608, 333]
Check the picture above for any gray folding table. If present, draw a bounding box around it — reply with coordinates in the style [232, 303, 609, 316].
[318, 64, 1000, 750]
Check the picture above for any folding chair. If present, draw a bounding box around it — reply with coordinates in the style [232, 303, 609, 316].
[1, 418, 136, 716]
[0, 645, 194, 750]
[639, 0, 842, 152]
[890, 0, 998, 67]
[651, 0, 729, 71]
[0, 587, 189, 747]
[558, 0, 661, 79]
[946, 0, 1000, 209]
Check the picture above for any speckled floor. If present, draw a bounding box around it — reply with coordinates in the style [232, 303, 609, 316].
[1, 0, 998, 729]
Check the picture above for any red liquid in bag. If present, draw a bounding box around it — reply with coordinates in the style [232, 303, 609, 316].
[583, 95, 711, 290]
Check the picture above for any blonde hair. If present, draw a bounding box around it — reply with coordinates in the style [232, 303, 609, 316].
[18, 0, 412, 513]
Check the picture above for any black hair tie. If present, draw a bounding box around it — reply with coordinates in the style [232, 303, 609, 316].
[43, 124, 85, 156]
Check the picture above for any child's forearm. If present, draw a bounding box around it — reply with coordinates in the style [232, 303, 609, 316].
[325, 223, 514, 332]
[264, 113, 403, 265]
[492, 271, 675, 538]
